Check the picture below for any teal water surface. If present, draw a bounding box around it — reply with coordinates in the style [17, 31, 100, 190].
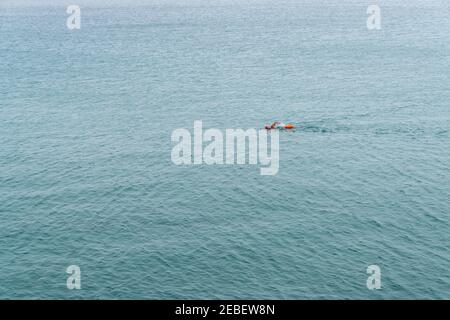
[1, 0, 449, 299]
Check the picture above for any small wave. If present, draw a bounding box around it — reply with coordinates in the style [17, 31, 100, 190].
[298, 125, 334, 133]
[293, 121, 352, 134]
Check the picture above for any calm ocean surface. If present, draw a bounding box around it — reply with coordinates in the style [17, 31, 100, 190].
[1, 0, 449, 299]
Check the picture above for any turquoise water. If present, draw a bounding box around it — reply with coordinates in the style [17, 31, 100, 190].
[1, 1, 449, 299]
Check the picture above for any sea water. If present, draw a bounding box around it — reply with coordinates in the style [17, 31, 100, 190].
[0, 0, 449, 299]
